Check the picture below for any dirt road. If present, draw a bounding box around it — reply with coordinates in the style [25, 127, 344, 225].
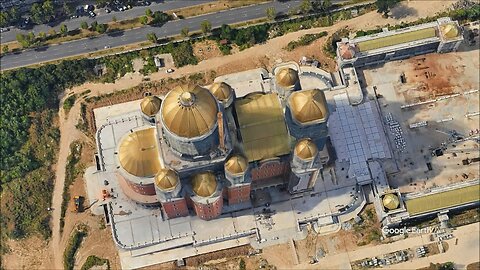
[50, 98, 85, 269]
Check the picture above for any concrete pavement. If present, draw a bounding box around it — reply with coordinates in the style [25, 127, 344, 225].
[0, 0, 214, 43]
[1, 0, 306, 70]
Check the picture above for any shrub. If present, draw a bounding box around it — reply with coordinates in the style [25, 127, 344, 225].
[63, 94, 76, 113]
[285, 31, 328, 51]
[63, 228, 87, 270]
[80, 255, 110, 270]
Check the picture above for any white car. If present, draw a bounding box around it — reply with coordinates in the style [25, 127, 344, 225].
[166, 68, 174, 73]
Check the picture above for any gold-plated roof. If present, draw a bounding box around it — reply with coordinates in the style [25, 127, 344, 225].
[440, 23, 459, 39]
[161, 84, 218, 138]
[225, 154, 248, 175]
[155, 168, 179, 191]
[209, 82, 233, 102]
[235, 93, 291, 162]
[289, 89, 328, 124]
[294, 138, 318, 160]
[383, 193, 400, 210]
[192, 172, 217, 197]
[276, 67, 299, 87]
[118, 128, 161, 177]
[140, 96, 162, 117]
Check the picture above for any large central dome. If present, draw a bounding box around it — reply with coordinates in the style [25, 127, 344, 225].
[118, 128, 161, 177]
[289, 89, 328, 124]
[161, 84, 218, 138]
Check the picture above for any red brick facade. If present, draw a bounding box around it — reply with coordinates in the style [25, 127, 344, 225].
[251, 160, 289, 182]
[193, 196, 223, 220]
[126, 181, 156, 195]
[227, 184, 251, 205]
[161, 198, 189, 219]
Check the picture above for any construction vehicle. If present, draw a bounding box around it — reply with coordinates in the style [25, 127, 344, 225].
[73, 196, 84, 212]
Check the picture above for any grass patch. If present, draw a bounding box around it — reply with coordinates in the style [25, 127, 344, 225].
[284, 31, 328, 51]
[80, 255, 110, 270]
[352, 206, 382, 246]
[60, 141, 83, 233]
[64, 225, 88, 270]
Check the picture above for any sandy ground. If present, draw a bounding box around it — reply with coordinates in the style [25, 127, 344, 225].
[2, 1, 460, 269]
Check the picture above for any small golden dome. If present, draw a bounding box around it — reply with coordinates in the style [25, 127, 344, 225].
[155, 168, 179, 191]
[118, 128, 161, 177]
[383, 193, 400, 210]
[225, 154, 248, 175]
[192, 172, 217, 197]
[441, 23, 459, 39]
[289, 89, 328, 124]
[209, 82, 233, 102]
[140, 96, 162, 117]
[161, 84, 218, 138]
[294, 138, 318, 160]
[276, 67, 299, 87]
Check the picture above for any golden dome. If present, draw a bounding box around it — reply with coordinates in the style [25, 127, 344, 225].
[192, 172, 217, 197]
[161, 84, 218, 138]
[294, 138, 318, 160]
[209, 82, 233, 102]
[289, 89, 328, 124]
[155, 168, 179, 191]
[383, 193, 400, 210]
[140, 96, 162, 117]
[225, 154, 248, 175]
[441, 23, 459, 39]
[118, 128, 161, 177]
[276, 67, 299, 87]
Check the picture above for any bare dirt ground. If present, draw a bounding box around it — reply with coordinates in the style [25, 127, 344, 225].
[193, 40, 223, 62]
[2, 1, 459, 269]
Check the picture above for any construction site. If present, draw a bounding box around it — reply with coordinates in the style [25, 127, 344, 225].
[360, 41, 480, 192]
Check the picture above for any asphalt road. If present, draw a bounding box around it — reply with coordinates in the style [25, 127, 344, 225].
[0, 0, 214, 43]
[1, 0, 305, 70]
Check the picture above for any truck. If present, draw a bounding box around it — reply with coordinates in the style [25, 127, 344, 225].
[73, 196, 84, 212]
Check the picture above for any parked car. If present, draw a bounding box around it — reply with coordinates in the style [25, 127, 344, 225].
[0, 27, 10, 33]
[166, 68, 174, 73]
[89, 11, 96, 17]
[105, 8, 111, 13]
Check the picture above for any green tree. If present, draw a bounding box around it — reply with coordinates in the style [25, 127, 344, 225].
[266, 7, 276, 20]
[239, 259, 246, 270]
[145, 8, 152, 17]
[300, 0, 312, 14]
[60, 24, 68, 36]
[313, 0, 332, 12]
[140, 15, 148, 25]
[151, 11, 170, 25]
[376, 0, 399, 17]
[219, 24, 233, 40]
[2, 45, 9, 54]
[95, 23, 107, 34]
[147, 32, 157, 43]
[49, 29, 57, 36]
[0, 11, 10, 27]
[38, 31, 47, 41]
[42, 0, 55, 18]
[63, 2, 73, 16]
[30, 3, 44, 24]
[181, 27, 189, 38]
[81, 21, 88, 30]
[201, 20, 212, 35]
[90, 21, 98, 30]
[112, 16, 117, 23]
